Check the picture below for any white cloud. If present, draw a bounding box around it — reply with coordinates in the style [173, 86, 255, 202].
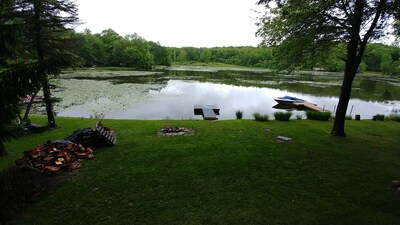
[74, 0, 264, 47]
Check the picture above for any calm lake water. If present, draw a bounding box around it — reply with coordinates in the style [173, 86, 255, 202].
[52, 66, 400, 120]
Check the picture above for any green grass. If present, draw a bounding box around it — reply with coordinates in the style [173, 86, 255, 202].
[2, 116, 400, 224]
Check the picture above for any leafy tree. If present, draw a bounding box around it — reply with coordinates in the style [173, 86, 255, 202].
[99, 29, 121, 65]
[257, 0, 400, 136]
[73, 29, 107, 66]
[149, 41, 171, 66]
[199, 48, 212, 62]
[321, 43, 347, 72]
[178, 49, 188, 62]
[390, 60, 400, 75]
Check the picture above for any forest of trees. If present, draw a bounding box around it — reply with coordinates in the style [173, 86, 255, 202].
[167, 43, 400, 75]
[72, 29, 171, 69]
[73, 29, 400, 76]
[167, 46, 273, 67]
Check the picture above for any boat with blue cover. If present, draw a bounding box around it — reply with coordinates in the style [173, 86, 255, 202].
[274, 96, 305, 105]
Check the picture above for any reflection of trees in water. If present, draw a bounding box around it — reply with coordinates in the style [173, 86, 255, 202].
[382, 89, 393, 100]
[168, 70, 400, 101]
[359, 78, 377, 93]
[62, 69, 400, 102]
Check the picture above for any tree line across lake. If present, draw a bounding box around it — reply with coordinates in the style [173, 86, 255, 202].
[74, 29, 400, 76]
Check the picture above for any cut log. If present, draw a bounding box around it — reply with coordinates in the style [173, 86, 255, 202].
[45, 166, 60, 172]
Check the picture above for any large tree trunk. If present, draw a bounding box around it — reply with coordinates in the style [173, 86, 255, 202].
[42, 78, 56, 127]
[331, 38, 361, 136]
[331, 0, 367, 137]
[331, 36, 359, 136]
[34, 1, 57, 128]
[331, 68, 356, 136]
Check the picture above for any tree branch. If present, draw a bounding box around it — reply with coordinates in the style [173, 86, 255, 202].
[361, 0, 384, 46]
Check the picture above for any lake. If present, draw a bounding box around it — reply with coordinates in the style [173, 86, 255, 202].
[51, 66, 400, 120]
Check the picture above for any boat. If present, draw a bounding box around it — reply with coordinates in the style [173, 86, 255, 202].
[274, 96, 305, 105]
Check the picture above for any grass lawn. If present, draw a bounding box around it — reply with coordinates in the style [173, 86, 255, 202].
[1, 116, 400, 224]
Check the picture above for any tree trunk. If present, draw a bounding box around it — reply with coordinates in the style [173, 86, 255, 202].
[42, 78, 56, 127]
[23, 89, 39, 121]
[330, 0, 367, 137]
[331, 69, 355, 136]
[331, 41, 360, 136]
[34, 1, 56, 128]
[331, 39, 358, 136]
[0, 140, 7, 156]
[331, 0, 382, 136]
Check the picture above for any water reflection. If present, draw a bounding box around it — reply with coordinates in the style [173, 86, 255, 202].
[53, 68, 400, 120]
[109, 80, 397, 120]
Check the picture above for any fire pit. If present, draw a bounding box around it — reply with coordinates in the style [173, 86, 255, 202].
[158, 126, 194, 136]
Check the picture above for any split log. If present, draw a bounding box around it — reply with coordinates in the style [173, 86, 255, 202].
[17, 141, 95, 174]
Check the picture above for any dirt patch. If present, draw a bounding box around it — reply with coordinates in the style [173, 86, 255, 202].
[157, 127, 194, 136]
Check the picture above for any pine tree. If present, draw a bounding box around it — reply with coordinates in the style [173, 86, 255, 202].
[16, 0, 79, 127]
[0, 0, 78, 155]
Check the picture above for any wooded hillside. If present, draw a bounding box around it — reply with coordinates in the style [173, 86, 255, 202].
[73, 29, 400, 75]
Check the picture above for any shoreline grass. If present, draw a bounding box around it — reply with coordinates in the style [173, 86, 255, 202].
[1, 116, 400, 224]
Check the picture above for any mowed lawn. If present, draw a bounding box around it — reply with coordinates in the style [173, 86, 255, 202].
[2, 116, 400, 224]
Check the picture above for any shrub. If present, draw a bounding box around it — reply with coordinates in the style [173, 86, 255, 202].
[235, 109, 244, 120]
[373, 114, 385, 121]
[296, 115, 303, 120]
[274, 111, 292, 121]
[389, 114, 400, 122]
[306, 111, 331, 121]
[253, 112, 269, 122]
[345, 115, 352, 120]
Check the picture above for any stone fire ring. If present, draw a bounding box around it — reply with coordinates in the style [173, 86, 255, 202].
[158, 127, 194, 136]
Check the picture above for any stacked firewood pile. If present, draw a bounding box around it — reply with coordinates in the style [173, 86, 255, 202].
[16, 140, 95, 173]
[15, 120, 117, 174]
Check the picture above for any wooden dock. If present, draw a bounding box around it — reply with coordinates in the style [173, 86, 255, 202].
[293, 101, 325, 112]
[194, 105, 220, 120]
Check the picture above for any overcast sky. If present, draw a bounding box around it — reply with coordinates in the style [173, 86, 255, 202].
[74, 0, 265, 48]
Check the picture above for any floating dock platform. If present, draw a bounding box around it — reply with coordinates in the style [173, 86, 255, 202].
[293, 101, 325, 112]
[194, 105, 220, 120]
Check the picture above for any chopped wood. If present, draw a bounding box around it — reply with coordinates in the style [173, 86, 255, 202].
[44, 166, 60, 172]
[68, 161, 79, 170]
[17, 141, 95, 174]
[54, 158, 65, 165]
[67, 143, 74, 150]
[16, 121, 117, 175]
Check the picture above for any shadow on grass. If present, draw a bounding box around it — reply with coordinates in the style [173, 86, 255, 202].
[0, 166, 66, 224]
